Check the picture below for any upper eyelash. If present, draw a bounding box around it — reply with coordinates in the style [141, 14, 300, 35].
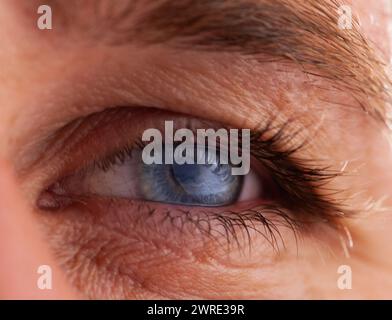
[248, 120, 349, 220]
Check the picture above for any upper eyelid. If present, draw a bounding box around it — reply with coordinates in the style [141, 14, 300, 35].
[26, 107, 241, 182]
[14, 47, 369, 180]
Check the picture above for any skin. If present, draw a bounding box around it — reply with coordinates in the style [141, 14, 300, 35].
[0, 0, 391, 299]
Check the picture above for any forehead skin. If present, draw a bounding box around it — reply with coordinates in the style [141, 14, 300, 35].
[0, 0, 391, 299]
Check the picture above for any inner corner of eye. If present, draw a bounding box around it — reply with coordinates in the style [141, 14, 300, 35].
[36, 183, 72, 211]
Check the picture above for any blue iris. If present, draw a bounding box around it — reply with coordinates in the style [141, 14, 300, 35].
[139, 146, 243, 206]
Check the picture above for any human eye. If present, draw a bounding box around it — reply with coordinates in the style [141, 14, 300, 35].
[34, 107, 347, 299]
[43, 117, 260, 208]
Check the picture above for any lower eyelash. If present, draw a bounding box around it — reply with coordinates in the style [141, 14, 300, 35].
[90, 196, 302, 253]
[189, 206, 301, 253]
[126, 200, 347, 256]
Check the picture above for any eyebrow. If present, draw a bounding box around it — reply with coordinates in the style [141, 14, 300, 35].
[47, 0, 392, 125]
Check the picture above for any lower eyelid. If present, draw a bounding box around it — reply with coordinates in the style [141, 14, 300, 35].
[44, 194, 295, 251]
[39, 199, 300, 299]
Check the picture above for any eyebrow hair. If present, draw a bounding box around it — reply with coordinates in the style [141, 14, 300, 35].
[48, 0, 392, 125]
